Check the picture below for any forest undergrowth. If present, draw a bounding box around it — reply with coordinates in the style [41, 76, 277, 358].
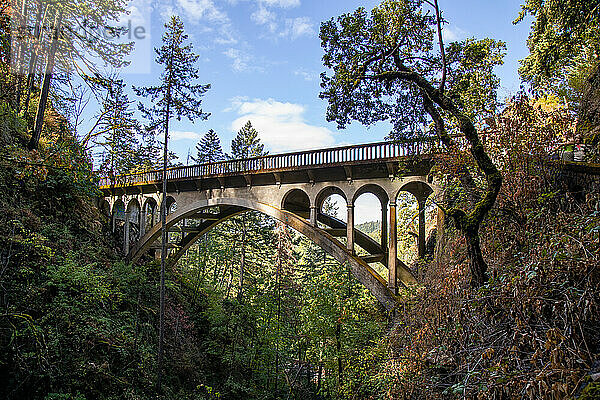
[380, 98, 600, 399]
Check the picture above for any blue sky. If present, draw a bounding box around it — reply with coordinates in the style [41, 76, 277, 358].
[97, 0, 532, 162]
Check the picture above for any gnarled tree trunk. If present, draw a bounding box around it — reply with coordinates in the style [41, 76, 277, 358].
[465, 229, 488, 287]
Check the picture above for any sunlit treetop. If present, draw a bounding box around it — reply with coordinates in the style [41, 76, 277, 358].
[319, 0, 505, 138]
[515, 0, 600, 89]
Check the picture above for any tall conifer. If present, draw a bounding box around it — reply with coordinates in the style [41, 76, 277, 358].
[133, 15, 210, 390]
[231, 121, 266, 159]
[229, 121, 267, 300]
[192, 129, 224, 164]
[95, 79, 142, 176]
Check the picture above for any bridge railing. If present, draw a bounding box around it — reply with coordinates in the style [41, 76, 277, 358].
[99, 138, 440, 188]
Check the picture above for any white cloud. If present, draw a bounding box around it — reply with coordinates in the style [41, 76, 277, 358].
[230, 98, 336, 152]
[245, 0, 312, 40]
[251, 5, 277, 32]
[176, 0, 228, 23]
[260, 0, 300, 8]
[251, 6, 276, 24]
[443, 25, 468, 42]
[281, 17, 314, 38]
[169, 131, 203, 141]
[223, 48, 263, 72]
[293, 69, 318, 81]
[214, 27, 238, 45]
[238, 98, 304, 116]
[159, 5, 176, 21]
[158, 0, 237, 45]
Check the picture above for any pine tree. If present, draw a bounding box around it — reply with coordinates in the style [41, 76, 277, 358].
[231, 121, 266, 159]
[228, 121, 268, 300]
[95, 79, 142, 176]
[136, 128, 163, 171]
[133, 15, 210, 390]
[192, 129, 224, 164]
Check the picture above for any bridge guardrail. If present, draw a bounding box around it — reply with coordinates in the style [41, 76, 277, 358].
[99, 138, 441, 188]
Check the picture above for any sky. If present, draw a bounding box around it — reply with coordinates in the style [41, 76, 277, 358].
[86, 0, 533, 222]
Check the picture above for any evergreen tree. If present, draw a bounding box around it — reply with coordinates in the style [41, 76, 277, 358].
[231, 121, 266, 159]
[136, 128, 164, 171]
[228, 121, 268, 300]
[95, 79, 142, 176]
[192, 129, 224, 164]
[133, 15, 210, 389]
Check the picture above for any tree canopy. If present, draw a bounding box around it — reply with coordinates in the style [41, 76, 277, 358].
[516, 0, 600, 90]
[319, 0, 505, 136]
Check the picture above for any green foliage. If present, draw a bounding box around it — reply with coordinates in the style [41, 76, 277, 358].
[94, 79, 156, 175]
[320, 0, 505, 286]
[230, 121, 266, 159]
[319, 0, 505, 136]
[516, 0, 600, 91]
[175, 218, 388, 399]
[0, 164, 158, 399]
[134, 16, 210, 137]
[444, 38, 506, 121]
[319, 0, 433, 135]
[0, 102, 26, 144]
[192, 129, 224, 164]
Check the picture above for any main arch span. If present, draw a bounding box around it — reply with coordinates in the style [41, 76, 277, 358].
[99, 140, 439, 311]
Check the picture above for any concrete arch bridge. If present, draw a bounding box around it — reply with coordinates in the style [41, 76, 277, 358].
[99, 140, 439, 312]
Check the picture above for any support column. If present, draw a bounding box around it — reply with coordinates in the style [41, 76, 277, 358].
[151, 206, 157, 228]
[180, 218, 186, 243]
[381, 202, 388, 253]
[124, 212, 130, 254]
[310, 206, 318, 227]
[418, 198, 426, 259]
[388, 202, 397, 293]
[346, 204, 354, 254]
[140, 206, 146, 237]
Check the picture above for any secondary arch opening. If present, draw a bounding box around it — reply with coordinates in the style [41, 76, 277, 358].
[281, 189, 311, 220]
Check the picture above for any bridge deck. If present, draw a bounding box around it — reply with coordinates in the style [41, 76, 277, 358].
[99, 139, 438, 194]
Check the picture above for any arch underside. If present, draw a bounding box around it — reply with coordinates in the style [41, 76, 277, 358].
[128, 197, 416, 312]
